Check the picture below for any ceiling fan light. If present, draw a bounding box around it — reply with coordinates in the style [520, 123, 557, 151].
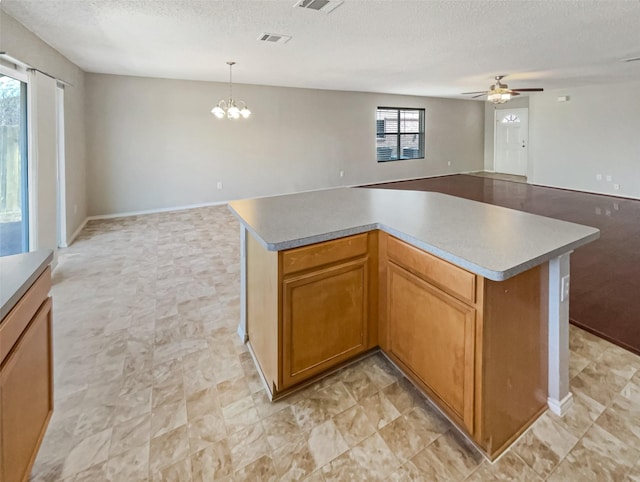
[487, 90, 511, 104]
[465, 75, 540, 103]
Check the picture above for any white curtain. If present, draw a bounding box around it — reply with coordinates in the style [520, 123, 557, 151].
[28, 70, 58, 263]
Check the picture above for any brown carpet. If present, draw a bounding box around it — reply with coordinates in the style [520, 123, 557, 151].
[366, 174, 640, 356]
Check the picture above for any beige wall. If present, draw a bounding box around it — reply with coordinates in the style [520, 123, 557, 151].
[85, 74, 485, 216]
[483, 81, 640, 200]
[528, 81, 640, 199]
[0, 10, 87, 241]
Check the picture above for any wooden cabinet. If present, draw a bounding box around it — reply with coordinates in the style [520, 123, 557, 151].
[246, 230, 547, 459]
[246, 232, 377, 396]
[282, 258, 368, 387]
[387, 262, 476, 432]
[0, 268, 53, 482]
[380, 233, 547, 459]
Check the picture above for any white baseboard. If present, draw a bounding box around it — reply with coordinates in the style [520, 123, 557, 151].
[237, 323, 248, 343]
[60, 200, 228, 248]
[528, 180, 640, 201]
[86, 200, 228, 221]
[355, 170, 469, 188]
[548, 393, 574, 417]
[60, 217, 89, 248]
[76, 169, 496, 230]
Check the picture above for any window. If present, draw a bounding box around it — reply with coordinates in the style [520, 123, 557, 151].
[0, 72, 29, 256]
[376, 107, 425, 162]
[502, 114, 520, 123]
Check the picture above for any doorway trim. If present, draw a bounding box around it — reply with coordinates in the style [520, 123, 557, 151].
[56, 84, 67, 248]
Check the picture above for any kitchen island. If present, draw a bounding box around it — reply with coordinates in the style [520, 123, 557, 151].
[0, 250, 54, 482]
[228, 187, 599, 459]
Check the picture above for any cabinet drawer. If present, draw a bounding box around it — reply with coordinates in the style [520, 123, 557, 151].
[0, 267, 51, 365]
[386, 236, 475, 304]
[282, 233, 368, 276]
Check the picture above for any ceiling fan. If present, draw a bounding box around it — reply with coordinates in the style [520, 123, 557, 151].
[462, 75, 543, 104]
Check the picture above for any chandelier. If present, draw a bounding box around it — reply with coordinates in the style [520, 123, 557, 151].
[211, 61, 251, 119]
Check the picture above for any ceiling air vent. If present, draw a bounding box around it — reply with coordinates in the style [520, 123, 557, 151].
[258, 33, 292, 44]
[294, 0, 344, 14]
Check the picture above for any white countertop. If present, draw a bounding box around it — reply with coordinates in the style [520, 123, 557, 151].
[0, 250, 53, 320]
[228, 188, 599, 281]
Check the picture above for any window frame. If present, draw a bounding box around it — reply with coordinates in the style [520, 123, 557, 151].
[0, 65, 30, 256]
[376, 107, 425, 162]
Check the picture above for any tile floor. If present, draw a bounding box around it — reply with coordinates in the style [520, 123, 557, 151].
[30, 205, 640, 481]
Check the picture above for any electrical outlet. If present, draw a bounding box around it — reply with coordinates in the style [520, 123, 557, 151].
[613, 184, 620, 191]
[339, 170, 344, 178]
[447, 161, 451, 166]
[217, 181, 223, 190]
[606, 175, 612, 182]
[596, 174, 602, 181]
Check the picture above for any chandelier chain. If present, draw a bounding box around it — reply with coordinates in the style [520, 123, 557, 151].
[228, 61, 234, 101]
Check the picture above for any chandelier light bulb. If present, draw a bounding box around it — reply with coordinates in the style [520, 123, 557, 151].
[240, 107, 251, 118]
[211, 105, 225, 118]
[228, 105, 240, 119]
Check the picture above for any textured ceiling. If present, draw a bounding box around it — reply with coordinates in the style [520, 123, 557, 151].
[2, 0, 640, 98]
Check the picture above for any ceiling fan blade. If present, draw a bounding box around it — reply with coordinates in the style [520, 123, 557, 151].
[461, 91, 488, 95]
[472, 93, 487, 99]
[511, 88, 544, 92]
[511, 92, 521, 96]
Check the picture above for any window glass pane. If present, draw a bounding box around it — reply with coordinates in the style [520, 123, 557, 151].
[399, 110, 421, 133]
[376, 135, 398, 161]
[400, 134, 422, 159]
[0, 75, 28, 256]
[502, 114, 520, 123]
[376, 109, 398, 133]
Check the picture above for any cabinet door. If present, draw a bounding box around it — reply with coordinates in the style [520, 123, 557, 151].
[282, 258, 368, 388]
[387, 262, 475, 431]
[1, 298, 53, 482]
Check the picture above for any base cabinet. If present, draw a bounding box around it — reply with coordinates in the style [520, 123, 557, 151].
[247, 232, 377, 396]
[0, 269, 53, 482]
[246, 230, 548, 459]
[387, 262, 476, 432]
[381, 233, 548, 458]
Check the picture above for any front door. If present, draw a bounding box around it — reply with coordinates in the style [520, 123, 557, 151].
[494, 108, 528, 176]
